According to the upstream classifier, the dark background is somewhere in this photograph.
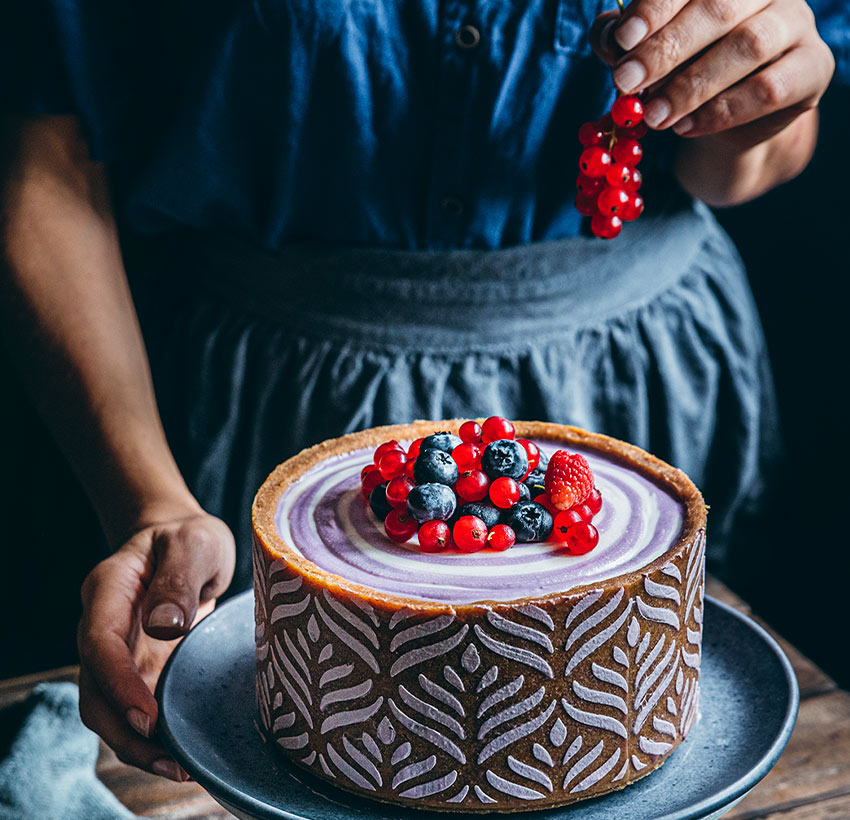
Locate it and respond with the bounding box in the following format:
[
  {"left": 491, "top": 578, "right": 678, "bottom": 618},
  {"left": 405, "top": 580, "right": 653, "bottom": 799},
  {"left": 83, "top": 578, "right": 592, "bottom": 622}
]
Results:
[{"left": 2, "top": 82, "right": 848, "bottom": 689}]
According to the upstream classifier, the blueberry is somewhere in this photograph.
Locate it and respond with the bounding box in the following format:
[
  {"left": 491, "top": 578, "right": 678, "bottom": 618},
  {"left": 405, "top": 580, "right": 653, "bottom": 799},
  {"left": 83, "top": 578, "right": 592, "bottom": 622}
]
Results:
[
  {"left": 414, "top": 449, "right": 459, "bottom": 486},
  {"left": 481, "top": 439, "right": 528, "bottom": 480},
  {"left": 421, "top": 432, "right": 463, "bottom": 454},
  {"left": 407, "top": 483, "right": 457, "bottom": 523},
  {"left": 504, "top": 501, "right": 554, "bottom": 543},
  {"left": 537, "top": 449, "right": 549, "bottom": 471},
  {"left": 369, "top": 482, "right": 392, "bottom": 521},
  {"left": 517, "top": 482, "right": 531, "bottom": 503},
  {"left": 523, "top": 467, "right": 547, "bottom": 494},
  {"left": 454, "top": 502, "right": 502, "bottom": 530}
]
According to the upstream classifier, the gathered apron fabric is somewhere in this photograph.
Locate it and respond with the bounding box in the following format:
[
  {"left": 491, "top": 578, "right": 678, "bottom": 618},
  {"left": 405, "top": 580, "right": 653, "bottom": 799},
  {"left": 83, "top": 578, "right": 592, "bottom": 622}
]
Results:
[{"left": 132, "top": 198, "right": 779, "bottom": 595}]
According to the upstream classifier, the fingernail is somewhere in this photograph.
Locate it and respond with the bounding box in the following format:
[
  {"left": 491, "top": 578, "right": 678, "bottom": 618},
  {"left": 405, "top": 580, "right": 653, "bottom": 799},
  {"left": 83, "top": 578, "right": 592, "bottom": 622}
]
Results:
[
  {"left": 673, "top": 116, "right": 694, "bottom": 135},
  {"left": 644, "top": 97, "right": 672, "bottom": 128},
  {"left": 153, "top": 758, "right": 189, "bottom": 782},
  {"left": 126, "top": 707, "right": 151, "bottom": 738},
  {"left": 616, "top": 17, "right": 648, "bottom": 51},
  {"left": 613, "top": 60, "right": 646, "bottom": 93},
  {"left": 147, "top": 603, "right": 185, "bottom": 631}
]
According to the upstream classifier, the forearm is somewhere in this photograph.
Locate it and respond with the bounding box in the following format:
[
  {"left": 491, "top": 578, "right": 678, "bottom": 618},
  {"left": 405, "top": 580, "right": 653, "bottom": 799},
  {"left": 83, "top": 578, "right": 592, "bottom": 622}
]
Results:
[
  {"left": 673, "top": 106, "right": 819, "bottom": 208},
  {"left": 1, "top": 117, "right": 200, "bottom": 546}
]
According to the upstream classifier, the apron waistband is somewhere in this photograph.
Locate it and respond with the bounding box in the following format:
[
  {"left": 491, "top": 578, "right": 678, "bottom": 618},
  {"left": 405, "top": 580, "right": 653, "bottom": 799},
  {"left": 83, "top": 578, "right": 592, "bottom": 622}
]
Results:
[{"left": 154, "top": 200, "right": 718, "bottom": 353}]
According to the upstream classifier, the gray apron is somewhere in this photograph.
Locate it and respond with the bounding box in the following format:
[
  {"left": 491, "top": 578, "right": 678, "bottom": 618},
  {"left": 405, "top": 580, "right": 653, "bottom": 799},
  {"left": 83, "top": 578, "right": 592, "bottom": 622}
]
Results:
[{"left": 133, "top": 198, "right": 779, "bottom": 594}]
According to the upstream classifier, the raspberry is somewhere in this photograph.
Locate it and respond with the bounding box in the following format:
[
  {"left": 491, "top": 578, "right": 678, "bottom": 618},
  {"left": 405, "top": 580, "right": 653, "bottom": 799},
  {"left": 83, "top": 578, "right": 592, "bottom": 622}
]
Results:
[
  {"left": 545, "top": 451, "right": 594, "bottom": 511},
  {"left": 533, "top": 492, "right": 559, "bottom": 515}
]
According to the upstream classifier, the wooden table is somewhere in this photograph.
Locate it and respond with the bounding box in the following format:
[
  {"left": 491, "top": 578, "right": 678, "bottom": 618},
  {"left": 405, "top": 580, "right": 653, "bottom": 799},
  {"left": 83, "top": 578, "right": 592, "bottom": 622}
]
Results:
[{"left": 2, "top": 576, "right": 848, "bottom": 819}]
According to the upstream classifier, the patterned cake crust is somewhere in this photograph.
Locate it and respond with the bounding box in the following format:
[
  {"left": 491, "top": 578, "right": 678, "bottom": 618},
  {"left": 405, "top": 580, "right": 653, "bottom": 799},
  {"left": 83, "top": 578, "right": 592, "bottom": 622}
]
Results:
[{"left": 252, "top": 421, "right": 707, "bottom": 812}]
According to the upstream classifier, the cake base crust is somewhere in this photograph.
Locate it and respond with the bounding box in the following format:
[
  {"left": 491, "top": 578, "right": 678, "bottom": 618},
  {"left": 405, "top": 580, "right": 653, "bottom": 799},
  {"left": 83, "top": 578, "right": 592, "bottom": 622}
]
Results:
[{"left": 252, "top": 421, "right": 707, "bottom": 812}]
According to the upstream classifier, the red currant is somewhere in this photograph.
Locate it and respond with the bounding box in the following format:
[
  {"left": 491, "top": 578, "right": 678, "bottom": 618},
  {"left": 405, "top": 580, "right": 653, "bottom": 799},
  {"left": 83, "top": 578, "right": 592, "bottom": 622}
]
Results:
[
  {"left": 591, "top": 213, "right": 622, "bottom": 239},
  {"left": 487, "top": 524, "right": 517, "bottom": 551},
  {"left": 361, "top": 463, "right": 378, "bottom": 483},
  {"left": 533, "top": 493, "right": 559, "bottom": 515},
  {"left": 407, "top": 437, "right": 425, "bottom": 459},
  {"left": 490, "top": 476, "right": 521, "bottom": 509},
  {"left": 577, "top": 174, "right": 605, "bottom": 196},
  {"left": 458, "top": 420, "right": 483, "bottom": 444},
  {"left": 598, "top": 113, "right": 614, "bottom": 132},
  {"left": 385, "top": 476, "right": 414, "bottom": 509},
  {"left": 597, "top": 186, "right": 630, "bottom": 216},
  {"left": 622, "top": 167, "right": 642, "bottom": 192},
  {"left": 481, "top": 416, "right": 515, "bottom": 443},
  {"left": 605, "top": 163, "right": 633, "bottom": 188},
  {"left": 622, "top": 121, "right": 649, "bottom": 139},
  {"left": 384, "top": 509, "right": 419, "bottom": 543},
  {"left": 563, "top": 521, "right": 599, "bottom": 554},
  {"left": 585, "top": 487, "right": 603, "bottom": 515},
  {"left": 552, "top": 510, "right": 584, "bottom": 544},
  {"left": 455, "top": 469, "right": 491, "bottom": 502},
  {"left": 361, "top": 466, "right": 383, "bottom": 498},
  {"left": 621, "top": 193, "right": 644, "bottom": 222},
  {"left": 572, "top": 503, "right": 594, "bottom": 523},
  {"left": 578, "top": 121, "right": 606, "bottom": 146},
  {"left": 404, "top": 458, "right": 417, "bottom": 479},
  {"left": 575, "top": 192, "right": 600, "bottom": 217},
  {"left": 579, "top": 147, "right": 613, "bottom": 178},
  {"left": 452, "top": 442, "right": 482, "bottom": 472},
  {"left": 378, "top": 449, "right": 407, "bottom": 480},
  {"left": 374, "top": 440, "right": 403, "bottom": 464},
  {"left": 612, "top": 138, "right": 643, "bottom": 166},
  {"left": 453, "top": 515, "right": 489, "bottom": 552},
  {"left": 517, "top": 439, "right": 540, "bottom": 471},
  {"left": 611, "top": 94, "right": 644, "bottom": 128},
  {"left": 418, "top": 520, "right": 451, "bottom": 552}
]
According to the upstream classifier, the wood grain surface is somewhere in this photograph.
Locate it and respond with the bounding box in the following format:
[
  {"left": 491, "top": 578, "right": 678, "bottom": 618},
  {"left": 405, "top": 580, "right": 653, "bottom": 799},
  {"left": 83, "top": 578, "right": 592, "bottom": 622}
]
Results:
[{"left": 0, "top": 576, "right": 844, "bottom": 820}]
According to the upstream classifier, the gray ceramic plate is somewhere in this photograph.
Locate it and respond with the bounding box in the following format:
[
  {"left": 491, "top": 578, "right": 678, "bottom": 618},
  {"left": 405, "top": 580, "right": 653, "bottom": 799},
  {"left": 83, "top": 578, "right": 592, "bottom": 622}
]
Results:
[{"left": 157, "top": 593, "right": 798, "bottom": 820}]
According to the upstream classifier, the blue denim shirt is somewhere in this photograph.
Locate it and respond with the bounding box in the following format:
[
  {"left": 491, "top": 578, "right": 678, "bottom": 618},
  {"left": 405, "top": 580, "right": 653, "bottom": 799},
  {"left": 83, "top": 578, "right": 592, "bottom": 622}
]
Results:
[{"left": 3, "top": 0, "right": 847, "bottom": 249}]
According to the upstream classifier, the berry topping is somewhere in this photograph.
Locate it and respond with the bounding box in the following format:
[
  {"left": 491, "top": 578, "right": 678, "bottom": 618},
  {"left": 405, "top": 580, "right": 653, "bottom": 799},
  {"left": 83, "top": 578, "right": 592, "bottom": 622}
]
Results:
[
  {"left": 421, "top": 432, "right": 463, "bottom": 454},
  {"left": 361, "top": 465, "right": 383, "bottom": 498},
  {"left": 378, "top": 449, "right": 407, "bottom": 480},
  {"left": 455, "top": 469, "right": 491, "bottom": 502},
  {"left": 481, "top": 416, "right": 516, "bottom": 443},
  {"left": 545, "top": 451, "right": 594, "bottom": 511},
  {"left": 453, "top": 515, "right": 489, "bottom": 552},
  {"left": 573, "top": 503, "right": 595, "bottom": 523},
  {"left": 532, "top": 492, "right": 559, "bottom": 515},
  {"left": 516, "top": 481, "right": 532, "bottom": 504},
  {"left": 504, "top": 501, "right": 554, "bottom": 543},
  {"left": 561, "top": 521, "right": 599, "bottom": 554},
  {"left": 480, "top": 439, "right": 528, "bottom": 480},
  {"left": 452, "top": 442, "right": 483, "bottom": 472},
  {"left": 369, "top": 482, "right": 392, "bottom": 521},
  {"left": 406, "top": 482, "right": 457, "bottom": 523},
  {"left": 489, "top": 476, "right": 521, "bottom": 509},
  {"left": 458, "top": 420, "right": 483, "bottom": 444},
  {"left": 487, "top": 524, "right": 517, "bottom": 551},
  {"left": 585, "top": 487, "right": 603, "bottom": 515},
  {"left": 524, "top": 467, "right": 547, "bottom": 494},
  {"left": 418, "top": 520, "right": 451, "bottom": 553},
  {"left": 611, "top": 94, "right": 644, "bottom": 128},
  {"left": 374, "top": 440, "right": 403, "bottom": 464},
  {"left": 552, "top": 510, "right": 585, "bottom": 544},
  {"left": 413, "top": 448, "right": 459, "bottom": 487},
  {"left": 455, "top": 502, "right": 502, "bottom": 530},
  {"left": 384, "top": 509, "right": 419, "bottom": 543},
  {"left": 385, "top": 476, "right": 415, "bottom": 510},
  {"left": 517, "top": 439, "right": 540, "bottom": 471},
  {"left": 407, "top": 437, "right": 425, "bottom": 459}
]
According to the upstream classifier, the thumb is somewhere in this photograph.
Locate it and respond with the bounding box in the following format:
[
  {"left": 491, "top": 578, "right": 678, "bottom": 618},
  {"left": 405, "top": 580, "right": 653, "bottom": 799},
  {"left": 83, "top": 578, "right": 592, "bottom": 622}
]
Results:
[
  {"left": 589, "top": 11, "right": 623, "bottom": 67},
  {"left": 143, "top": 516, "right": 235, "bottom": 640}
]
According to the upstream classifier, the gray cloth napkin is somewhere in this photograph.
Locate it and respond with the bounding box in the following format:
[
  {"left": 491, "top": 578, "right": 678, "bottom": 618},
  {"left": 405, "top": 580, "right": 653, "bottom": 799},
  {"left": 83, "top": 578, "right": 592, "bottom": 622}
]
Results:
[{"left": 0, "top": 682, "right": 138, "bottom": 820}]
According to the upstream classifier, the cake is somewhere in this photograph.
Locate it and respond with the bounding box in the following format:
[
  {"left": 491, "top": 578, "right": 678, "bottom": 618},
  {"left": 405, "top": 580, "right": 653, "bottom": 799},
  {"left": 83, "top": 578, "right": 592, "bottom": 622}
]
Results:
[{"left": 252, "top": 420, "right": 706, "bottom": 812}]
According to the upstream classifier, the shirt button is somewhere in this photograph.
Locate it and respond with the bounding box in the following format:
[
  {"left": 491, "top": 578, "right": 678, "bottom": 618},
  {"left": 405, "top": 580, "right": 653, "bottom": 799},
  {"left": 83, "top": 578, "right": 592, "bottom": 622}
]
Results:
[
  {"left": 454, "top": 24, "right": 481, "bottom": 49},
  {"left": 442, "top": 196, "right": 464, "bottom": 216}
]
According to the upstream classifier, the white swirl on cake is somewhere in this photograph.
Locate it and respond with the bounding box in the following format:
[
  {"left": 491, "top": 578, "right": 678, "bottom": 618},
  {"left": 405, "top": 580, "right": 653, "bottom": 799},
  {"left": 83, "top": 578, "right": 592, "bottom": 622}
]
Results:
[{"left": 274, "top": 442, "right": 685, "bottom": 604}]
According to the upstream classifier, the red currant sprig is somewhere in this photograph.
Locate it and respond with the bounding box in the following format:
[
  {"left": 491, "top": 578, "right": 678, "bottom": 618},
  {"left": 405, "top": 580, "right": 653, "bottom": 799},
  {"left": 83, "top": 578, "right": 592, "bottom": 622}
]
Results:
[{"left": 577, "top": 93, "right": 645, "bottom": 239}]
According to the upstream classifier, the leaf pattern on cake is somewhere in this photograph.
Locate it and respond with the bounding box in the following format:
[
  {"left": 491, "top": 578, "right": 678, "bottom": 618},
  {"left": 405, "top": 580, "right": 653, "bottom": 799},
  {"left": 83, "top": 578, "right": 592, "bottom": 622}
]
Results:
[{"left": 252, "top": 526, "right": 705, "bottom": 809}]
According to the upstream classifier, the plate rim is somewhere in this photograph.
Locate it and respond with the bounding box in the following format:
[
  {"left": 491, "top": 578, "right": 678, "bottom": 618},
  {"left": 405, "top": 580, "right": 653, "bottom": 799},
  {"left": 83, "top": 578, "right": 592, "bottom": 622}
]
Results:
[{"left": 156, "top": 593, "right": 799, "bottom": 820}]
